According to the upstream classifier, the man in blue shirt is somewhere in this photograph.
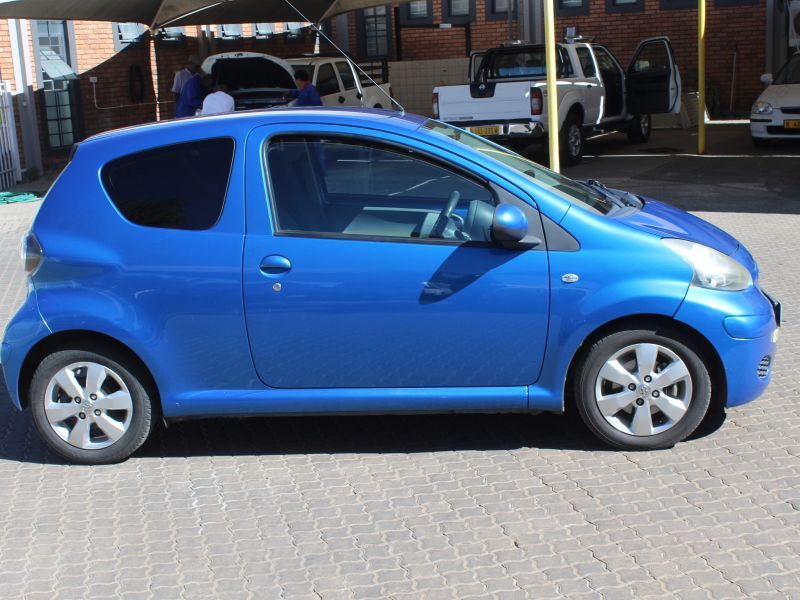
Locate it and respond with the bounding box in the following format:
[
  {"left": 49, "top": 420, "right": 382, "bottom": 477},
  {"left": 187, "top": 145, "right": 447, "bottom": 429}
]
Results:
[
  {"left": 176, "top": 73, "right": 212, "bottom": 118},
  {"left": 287, "top": 70, "right": 322, "bottom": 107}
]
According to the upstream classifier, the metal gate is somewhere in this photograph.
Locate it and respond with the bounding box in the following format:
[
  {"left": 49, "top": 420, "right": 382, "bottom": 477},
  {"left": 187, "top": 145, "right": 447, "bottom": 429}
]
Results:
[{"left": 0, "top": 81, "right": 22, "bottom": 190}]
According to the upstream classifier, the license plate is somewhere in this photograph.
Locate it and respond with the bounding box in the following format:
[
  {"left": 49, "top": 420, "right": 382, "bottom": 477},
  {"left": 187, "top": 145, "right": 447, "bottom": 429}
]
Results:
[
  {"left": 469, "top": 125, "right": 500, "bottom": 136},
  {"left": 784, "top": 120, "right": 800, "bottom": 129}
]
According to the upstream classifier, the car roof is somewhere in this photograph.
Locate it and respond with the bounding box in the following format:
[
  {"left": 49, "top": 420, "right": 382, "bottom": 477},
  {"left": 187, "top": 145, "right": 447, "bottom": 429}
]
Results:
[{"left": 81, "top": 107, "right": 427, "bottom": 147}]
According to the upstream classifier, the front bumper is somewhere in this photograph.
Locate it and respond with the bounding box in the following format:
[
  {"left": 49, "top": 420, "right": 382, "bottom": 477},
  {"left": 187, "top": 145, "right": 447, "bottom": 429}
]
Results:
[
  {"left": 750, "top": 111, "right": 800, "bottom": 139},
  {"left": 675, "top": 284, "right": 779, "bottom": 408}
]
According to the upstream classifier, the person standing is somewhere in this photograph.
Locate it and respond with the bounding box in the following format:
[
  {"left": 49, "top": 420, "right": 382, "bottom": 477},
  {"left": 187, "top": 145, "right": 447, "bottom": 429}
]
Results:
[
  {"left": 172, "top": 55, "right": 202, "bottom": 103},
  {"left": 286, "top": 70, "right": 322, "bottom": 107},
  {"left": 201, "top": 82, "right": 236, "bottom": 115},
  {"left": 176, "top": 73, "right": 212, "bottom": 118}
]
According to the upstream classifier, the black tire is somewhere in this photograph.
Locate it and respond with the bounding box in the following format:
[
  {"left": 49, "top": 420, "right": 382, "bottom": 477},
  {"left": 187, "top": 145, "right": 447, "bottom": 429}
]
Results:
[
  {"left": 559, "top": 114, "right": 584, "bottom": 166},
  {"left": 574, "top": 328, "right": 711, "bottom": 450},
  {"left": 626, "top": 114, "right": 651, "bottom": 143},
  {"left": 752, "top": 136, "right": 770, "bottom": 147},
  {"left": 30, "top": 346, "right": 155, "bottom": 464}
]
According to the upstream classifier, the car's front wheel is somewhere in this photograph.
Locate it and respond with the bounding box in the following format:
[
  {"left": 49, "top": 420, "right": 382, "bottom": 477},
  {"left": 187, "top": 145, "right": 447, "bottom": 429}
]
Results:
[
  {"left": 30, "top": 346, "right": 155, "bottom": 464},
  {"left": 575, "top": 328, "right": 711, "bottom": 450}
]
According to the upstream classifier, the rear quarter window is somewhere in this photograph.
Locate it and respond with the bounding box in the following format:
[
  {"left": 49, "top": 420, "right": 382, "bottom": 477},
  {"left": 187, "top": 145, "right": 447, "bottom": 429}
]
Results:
[{"left": 100, "top": 138, "right": 235, "bottom": 230}]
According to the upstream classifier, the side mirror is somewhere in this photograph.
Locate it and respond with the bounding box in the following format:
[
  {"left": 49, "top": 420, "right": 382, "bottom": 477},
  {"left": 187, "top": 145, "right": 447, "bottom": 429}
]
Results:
[
  {"left": 492, "top": 204, "right": 537, "bottom": 247},
  {"left": 760, "top": 73, "right": 773, "bottom": 86}
]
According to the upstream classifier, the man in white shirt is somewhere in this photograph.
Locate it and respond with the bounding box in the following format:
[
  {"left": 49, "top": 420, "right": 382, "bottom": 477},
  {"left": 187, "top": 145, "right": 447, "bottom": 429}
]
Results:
[
  {"left": 201, "top": 83, "right": 235, "bottom": 115},
  {"left": 172, "top": 55, "right": 201, "bottom": 103}
]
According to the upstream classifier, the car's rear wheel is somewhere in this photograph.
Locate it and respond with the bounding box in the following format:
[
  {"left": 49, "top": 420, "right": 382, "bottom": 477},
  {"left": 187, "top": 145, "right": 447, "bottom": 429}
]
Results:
[
  {"left": 575, "top": 328, "right": 711, "bottom": 450},
  {"left": 626, "top": 114, "right": 651, "bottom": 143},
  {"left": 560, "top": 114, "right": 584, "bottom": 166},
  {"left": 30, "top": 347, "right": 155, "bottom": 464}
]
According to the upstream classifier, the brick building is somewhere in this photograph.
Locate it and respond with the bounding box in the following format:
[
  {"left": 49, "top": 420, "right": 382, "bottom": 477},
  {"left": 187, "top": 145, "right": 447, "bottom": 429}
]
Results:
[
  {"left": 332, "top": 0, "right": 789, "bottom": 115},
  {"left": 0, "top": 1, "right": 791, "bottom": 180},
  {"left": 0, "top": 20, "right": 315, "bottom": 175}
]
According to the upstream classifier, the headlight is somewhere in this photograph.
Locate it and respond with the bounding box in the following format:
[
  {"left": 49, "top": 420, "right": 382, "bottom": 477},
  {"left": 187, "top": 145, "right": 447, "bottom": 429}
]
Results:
[
  {"left": 663, "top": 239, "right": 752, "bottom": 291},
  {"left": 751, "top": 101, "right": 773, "bottom": 115}
]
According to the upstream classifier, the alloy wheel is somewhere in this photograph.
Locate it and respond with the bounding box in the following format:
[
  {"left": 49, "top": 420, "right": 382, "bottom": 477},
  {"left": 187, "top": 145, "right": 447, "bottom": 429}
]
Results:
[
  {"left": 594, "top": 343, "right": 693, "bottom": 437},
  {"left": 44, "top": 361, "right": 134, "bottom": 450}
]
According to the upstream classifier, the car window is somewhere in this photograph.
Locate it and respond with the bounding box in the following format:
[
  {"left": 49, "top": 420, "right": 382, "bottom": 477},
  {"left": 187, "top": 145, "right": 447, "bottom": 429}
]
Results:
[
  {"left": 775, "top": 54, "right": 800, "bottom": 85},
  {"left": 487, "top": 47, "right": 571, "bottom": 80},
  {"left": 630, "top": 42, "right": 670, "bottom": 75},
  {"left": 101, "top": 138, "right": 234, "bottom": 230},
  {"left": 316, "top": 63, "right": 340, "bottom": 96},
  {"left": 265, "top": 137, "right": 496, "bottom": 242},
  {"left": 335, "top": 61, "right": 357, "bottom": 90},
  {"left": 592, "top": 47, "right": 619, "bottom": 74},
  {"left": 576, "top": 47, "right": 596, "bottom": 78},
  {"left": 422, "top": 121, "right": 614, "bottom": 215}
]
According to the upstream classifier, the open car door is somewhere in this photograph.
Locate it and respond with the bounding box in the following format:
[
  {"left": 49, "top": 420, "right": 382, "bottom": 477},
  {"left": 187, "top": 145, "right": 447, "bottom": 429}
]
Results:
[{"left": 626, "top": 37, "right": 681, "bottom": 115}]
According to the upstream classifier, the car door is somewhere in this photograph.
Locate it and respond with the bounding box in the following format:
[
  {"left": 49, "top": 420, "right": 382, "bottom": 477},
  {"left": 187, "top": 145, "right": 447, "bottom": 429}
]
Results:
[
  {"left": 314, "top": 61, "right": 343, "bottom": 106},
  {"left": 333, "top": 60, "right": 363, "bottom": 106},
  {"left": 591, "top": 46, "right": 626, "bottom": 121},
  {"left": 242, "top": 124, "right": 550, "bottom": 397},
  {"left": 626, "top": 37, "right": 682, "bottom": 115},
  {"left": 574, "top": 46, "right": 603, "bottom": 125}
]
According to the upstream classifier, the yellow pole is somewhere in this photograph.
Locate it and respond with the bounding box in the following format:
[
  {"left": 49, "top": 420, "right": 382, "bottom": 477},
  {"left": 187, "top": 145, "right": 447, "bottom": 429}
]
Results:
[
  {"left": 698, "top": 0, "right": 706, "bottom": 154},
  {"left": 543, "top": 0, "right": 560, "bottom": 172}
]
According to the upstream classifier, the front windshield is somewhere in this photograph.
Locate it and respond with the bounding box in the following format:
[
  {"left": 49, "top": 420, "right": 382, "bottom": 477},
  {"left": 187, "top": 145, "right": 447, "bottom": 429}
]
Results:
[
  {"left": 421, "top": 120, "right": 614, "bottom": 214},
  {"left": 775, "top": 54, "right": 800, "bottom": 85}
]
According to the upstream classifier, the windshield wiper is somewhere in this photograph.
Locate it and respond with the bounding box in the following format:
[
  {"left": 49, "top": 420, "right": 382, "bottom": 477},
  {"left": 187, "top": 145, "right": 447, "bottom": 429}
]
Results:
[{"left": 580, "top": 179, "right": 641, "bottom": 209}]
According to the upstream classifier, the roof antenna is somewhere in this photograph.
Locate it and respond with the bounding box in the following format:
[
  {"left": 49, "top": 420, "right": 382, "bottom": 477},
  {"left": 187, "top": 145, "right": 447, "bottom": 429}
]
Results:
[{"left": 280, "top": 0, "right": 405, "bottom": 115}]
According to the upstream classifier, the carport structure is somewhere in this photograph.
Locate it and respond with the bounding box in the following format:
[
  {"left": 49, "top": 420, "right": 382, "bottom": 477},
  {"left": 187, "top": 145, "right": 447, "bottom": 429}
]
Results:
[{"left": 0, "top": 0, "right": 763, "bottom": 170}]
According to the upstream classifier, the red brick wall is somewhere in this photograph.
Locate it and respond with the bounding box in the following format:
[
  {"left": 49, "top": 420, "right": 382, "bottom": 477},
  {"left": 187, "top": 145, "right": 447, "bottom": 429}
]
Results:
[
  {"left": 556, "top": 0, "right": 765, "bottom": 114},
  {"left": 335, "top": 0, "right": 765, "bottom": 114}
]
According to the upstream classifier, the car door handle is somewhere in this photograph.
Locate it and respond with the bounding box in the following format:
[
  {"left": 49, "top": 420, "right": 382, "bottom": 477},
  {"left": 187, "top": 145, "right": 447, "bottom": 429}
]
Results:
[
  {"left": 338, "top": 96, "right": 345, "bottom": 104},
  {"left": 260, "top": 255, "right": 292, "bottom": 276}
]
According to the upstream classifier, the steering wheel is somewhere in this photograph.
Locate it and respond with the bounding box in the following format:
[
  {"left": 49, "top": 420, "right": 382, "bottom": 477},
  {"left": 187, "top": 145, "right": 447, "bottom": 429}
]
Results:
[{"left": 430, "top": 190, "right": 461, "bottom": 239}]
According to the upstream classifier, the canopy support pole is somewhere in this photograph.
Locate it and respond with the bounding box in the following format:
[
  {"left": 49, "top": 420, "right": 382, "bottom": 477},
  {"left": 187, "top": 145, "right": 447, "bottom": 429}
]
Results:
[
  {"left": 543, "top": 0, "right": 559, "bottom": 172},
  {"left": 698, "top": 0, "right": 706, "bottom": 154}
]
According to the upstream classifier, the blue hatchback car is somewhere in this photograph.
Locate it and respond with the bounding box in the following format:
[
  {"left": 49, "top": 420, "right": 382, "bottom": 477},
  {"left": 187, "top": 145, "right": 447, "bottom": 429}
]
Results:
[{"left": 1, "top": 108, "right": 780, "bottom": 464}]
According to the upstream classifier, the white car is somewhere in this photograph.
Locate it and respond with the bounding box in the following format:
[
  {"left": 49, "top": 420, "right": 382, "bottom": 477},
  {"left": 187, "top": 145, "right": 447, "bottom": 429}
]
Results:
[{"left": 751, "top": 52, "right": 800, "bottom": 146}]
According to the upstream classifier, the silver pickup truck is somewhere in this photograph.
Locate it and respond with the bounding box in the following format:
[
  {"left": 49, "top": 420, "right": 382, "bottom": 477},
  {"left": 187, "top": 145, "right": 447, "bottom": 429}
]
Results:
[{"left": 434, "top": 37, "right": 682, "bottom": 164}]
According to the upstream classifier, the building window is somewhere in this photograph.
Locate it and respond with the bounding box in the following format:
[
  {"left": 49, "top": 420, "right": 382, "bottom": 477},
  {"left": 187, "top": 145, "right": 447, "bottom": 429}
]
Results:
[
  {"left": 360, "top": 6, "right": 389, "bottom": 57},
  {"left": 486, "top": 0, "right": 517, "bottom": 21},
  {"left": 254, "top": 23, "right": 275, "bottom": 38},
  {"left": 442, "top": 0, "right": 475, "bottom": 22},
  {"left": 284, "top": 22, "right": 307, "bottom": 39},
  {"left": 605, "top": 0, "right": 644, "bottom": 12},
  {"left": 158, "top": 26, "right": 185, "bottom": 40},
  {"left": 409, "top": 0, "right": 428, "bottom": 18},
  {"left": 399, "top": 0, "right": 433, "bottom": 26},
  {"left": 219, "top": 24, "right": 243, "bottom": 39},
  {"left": 659, "top": 0, "right": 695, "bottom": 8},
  {"left": 557, "top": 0, "right": 589, "bottom": 16},
  {"left": 114, "top": 22, "right": 146, "bottom": 50},
  {"left": 449, "top": 0, "right": 470, "bottom": 15},
  {"left": 34, "top": 20, "right": 78, "bottom": 151}
]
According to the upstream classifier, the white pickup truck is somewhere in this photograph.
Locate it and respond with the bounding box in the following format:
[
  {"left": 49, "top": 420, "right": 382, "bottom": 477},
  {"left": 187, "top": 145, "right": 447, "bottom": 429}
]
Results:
[
  {"left": 287, "top": 57, "right": 393, "bottom": 109},
  {"left": 433, "top": 37, "right": 682, "bottom": 164},
  {"left": 201, "top": 52, "right": 393, "bottom": 111}
]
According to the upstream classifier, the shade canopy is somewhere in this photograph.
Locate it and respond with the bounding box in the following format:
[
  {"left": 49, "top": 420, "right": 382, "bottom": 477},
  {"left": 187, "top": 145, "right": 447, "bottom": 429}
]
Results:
[{"left": 0, "top": 0, "right": 392, "bottom": 29}]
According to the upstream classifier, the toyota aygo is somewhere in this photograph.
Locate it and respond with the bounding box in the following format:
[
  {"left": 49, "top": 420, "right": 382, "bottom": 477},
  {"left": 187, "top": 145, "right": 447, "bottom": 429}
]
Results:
[{"left": 1, "top": 108, "right": 780, "bottom": 464}]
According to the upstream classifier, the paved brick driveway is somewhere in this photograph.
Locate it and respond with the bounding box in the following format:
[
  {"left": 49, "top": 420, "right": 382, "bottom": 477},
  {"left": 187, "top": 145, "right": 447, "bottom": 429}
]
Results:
[{"left": 1, "top": 153, "right": 799, "bottom": 599}]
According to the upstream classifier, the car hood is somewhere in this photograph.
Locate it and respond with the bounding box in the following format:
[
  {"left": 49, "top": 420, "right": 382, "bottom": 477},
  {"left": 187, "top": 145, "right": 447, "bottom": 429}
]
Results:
[
  {"left": 616, "top": 198, "right": 739, "bottom": 256},
  {"left": 201, "top": 52, "right": 296, "bottom": 92},
  {"left": 756, "top": 83, "right": 800, "bottom": 107}
]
